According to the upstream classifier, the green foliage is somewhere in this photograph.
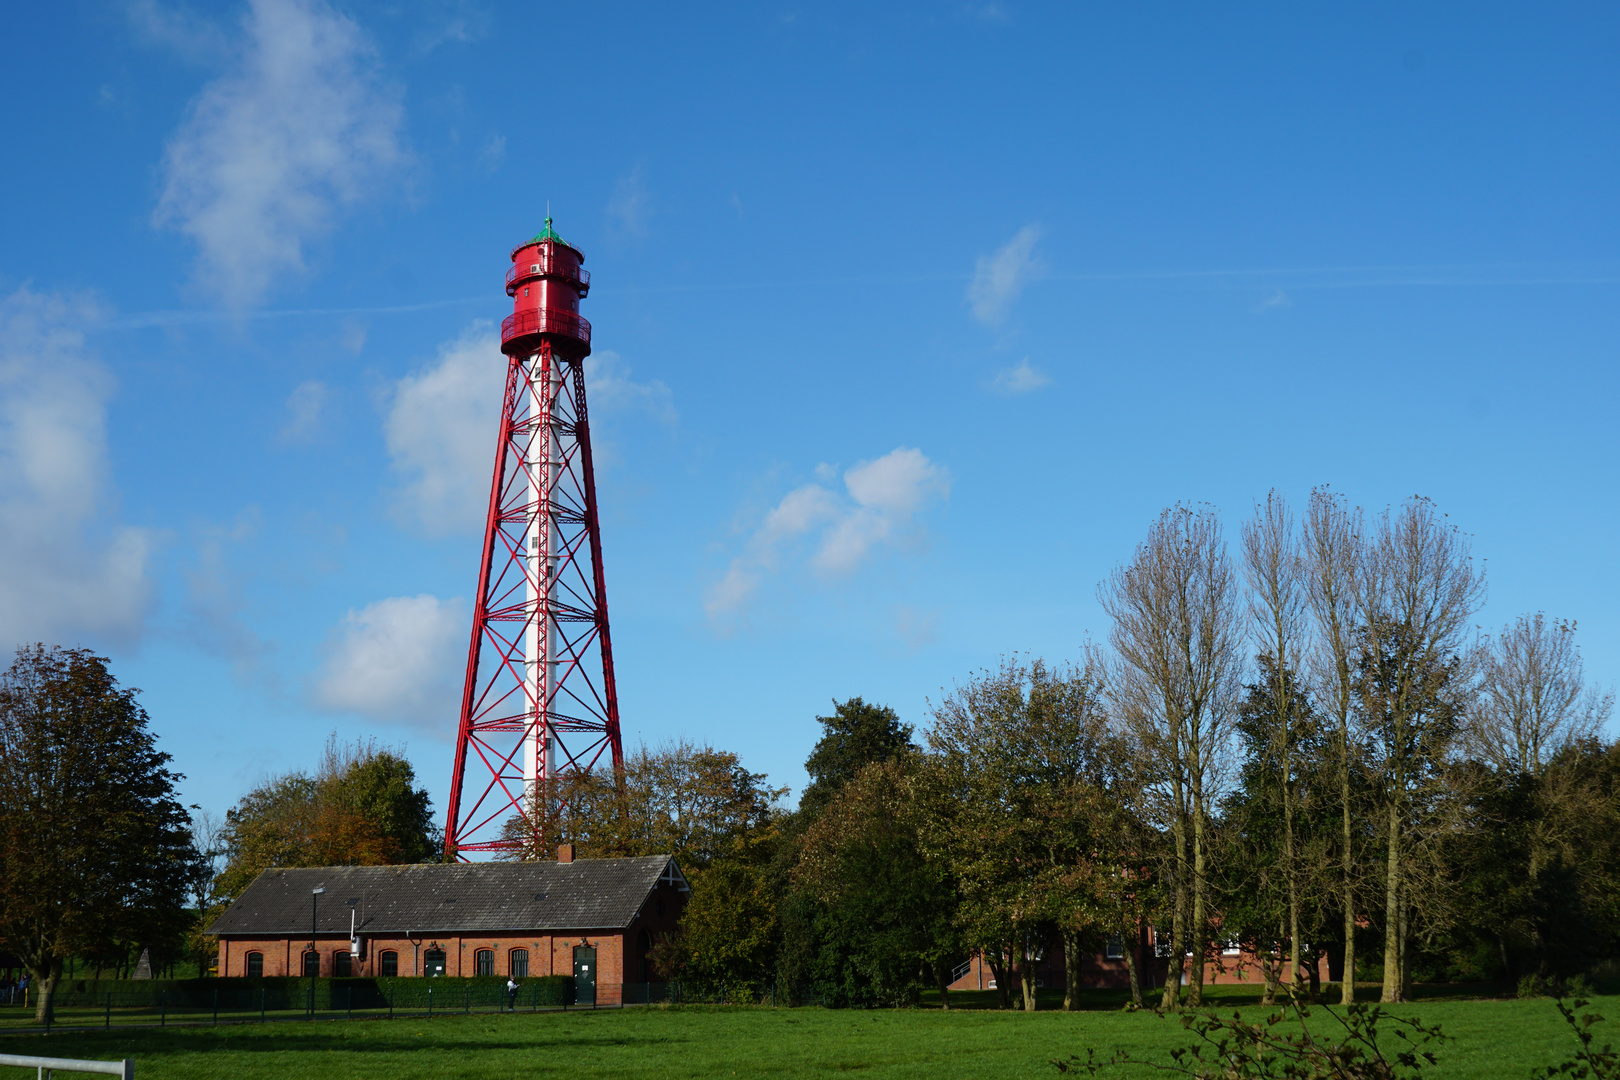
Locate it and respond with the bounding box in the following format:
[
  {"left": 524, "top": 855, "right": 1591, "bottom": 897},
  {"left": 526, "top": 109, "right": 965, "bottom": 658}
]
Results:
[
  {"left": 217, "top": 735, "right": 437, "bottom": 902},
  {"left": 0, "top": 645, "right": 200, "bottom": 1024},
  {"left": 1055, "top": 999, "right": 1448, "bottom": 1080},
  {"left": 1536, "top": 998, "right": 1619, "bottom": 1080},
  {"left": 798, "top": 698, "right": 916, "bottom": 819}
]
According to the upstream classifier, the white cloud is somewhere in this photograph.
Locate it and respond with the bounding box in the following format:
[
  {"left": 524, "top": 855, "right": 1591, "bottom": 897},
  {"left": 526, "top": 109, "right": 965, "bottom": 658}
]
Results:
[
  {"left": 1255, "top": 289, "right": 1291, "bottom": 313},
  {"left": 153, "top": 0, "right": 408, "bottom": 307},
  {"left": 0, "top": 288, "right": 155, "bottom": 649},
  {"left": 606, "top": 164, "right": 652, "bottom": 239},
  {"left": 313, "top": 594, "right": 464, "bottom": 731},
  {"left": 279, "top": 379, "right": 328, "bottom": 442},
  {"left": 585, "top": 350, "right": 676, "bottom": 424},
  {"left": 384, "top": 323, "right": 505, "bottom": 535},
  {"left": 385, "top": 332, "right": 675, "bottom": 534},
  {"left": 706, "top": 447, "right": 950, "bottom": 620},
  {"left": 477, "top": 133, "right": 506, "bottom": 174},
  {"left": 991, "top": 358, "right": 1050, "bottom": 395},
  {"left": 967, "top": 224, "right": 1043, "bottom": 326}
]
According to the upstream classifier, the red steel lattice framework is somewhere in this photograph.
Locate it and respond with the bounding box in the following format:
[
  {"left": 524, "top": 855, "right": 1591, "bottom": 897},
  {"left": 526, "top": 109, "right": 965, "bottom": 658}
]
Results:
[{"left": 444, "top": 218, "right": 623, "bottom": 858}]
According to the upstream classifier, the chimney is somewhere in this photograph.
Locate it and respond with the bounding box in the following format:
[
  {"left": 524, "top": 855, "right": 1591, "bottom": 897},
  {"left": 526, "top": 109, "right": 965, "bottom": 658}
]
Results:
[{"left": 557, "top": 843, "right": 574, "bottom": 864}]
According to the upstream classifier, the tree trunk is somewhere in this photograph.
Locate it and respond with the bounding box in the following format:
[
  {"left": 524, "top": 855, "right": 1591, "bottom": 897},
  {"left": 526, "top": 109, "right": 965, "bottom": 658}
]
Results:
[
  {"left": 1341, "top": 714, "right": 1357, "bottom": 1005},
  {"left": 1061, "top": 926, "right": 1082, "bottom": 1012},
  {"left": 1260, "top": 941, "right": 1280, "bottom": 1005},
  {"left": 1189, "top": 798, "right": 1207, "bottom": 1007},
  {"left": 30, "top": 956, "right": 61, "bottom": 1025},
  {"left": 1160, "top": 881, "right": 1185, "bottom": 1010},
  {"left": 988, "top": 950, "right": 1012, "bottom": 1010},
  {"left": 934, "top": 960, "right": 950, "bottom": 1010},
  {"left": 1381, "top": 798, "right": 1403, "bottom": 1003},
  {"left": 1126, "top": 922, "right": 1144, "bottom": 1007}
]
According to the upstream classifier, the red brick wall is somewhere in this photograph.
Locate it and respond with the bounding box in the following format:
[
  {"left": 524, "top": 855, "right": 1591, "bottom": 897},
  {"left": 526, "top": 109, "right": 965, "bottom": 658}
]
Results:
[{"left": 217, "top": 879, "right": 690, "bottom": 995}]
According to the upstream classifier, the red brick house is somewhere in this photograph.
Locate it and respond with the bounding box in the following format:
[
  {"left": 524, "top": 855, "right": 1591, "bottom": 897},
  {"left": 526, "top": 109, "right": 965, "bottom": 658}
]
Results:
[
  {"left": 208, "top": 848, "right": 687, "bottom": 1005},
  {"left": 948, "top": 928, "right": 1328, "bottom": 993}
]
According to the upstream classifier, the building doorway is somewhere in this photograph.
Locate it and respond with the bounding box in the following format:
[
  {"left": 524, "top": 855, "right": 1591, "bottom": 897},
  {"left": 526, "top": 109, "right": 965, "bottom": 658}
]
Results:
[
  {"left": 573, "top": 946, "right": 596, "bottom": 1005},
  {"left": 424, "top": 948, "right": 447, "bottom": 977}
]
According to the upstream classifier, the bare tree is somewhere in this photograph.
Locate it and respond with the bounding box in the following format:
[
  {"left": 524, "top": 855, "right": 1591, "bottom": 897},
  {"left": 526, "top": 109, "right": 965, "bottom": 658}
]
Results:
[
  {"left": 1302, "top": 488, "right": 1365, "bottom": 1004},
  {"left": 1101, "top": 504, "right": 1242, "bottom": 1008},
  {"left": 1241, "top": 491, "right": 1309, "bottom": 990},
  {"left": 1466, "top": 613, "right": 1614, "bottom": 775},
  {"left": 1357, "top": 497, "right": 1485, "bottom": 1003}
]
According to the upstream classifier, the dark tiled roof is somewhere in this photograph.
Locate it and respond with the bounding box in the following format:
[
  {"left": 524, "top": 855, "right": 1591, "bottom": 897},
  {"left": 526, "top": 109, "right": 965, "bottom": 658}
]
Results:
[{"left": 208, "top": 857, "right": 681, "bottom": 936}]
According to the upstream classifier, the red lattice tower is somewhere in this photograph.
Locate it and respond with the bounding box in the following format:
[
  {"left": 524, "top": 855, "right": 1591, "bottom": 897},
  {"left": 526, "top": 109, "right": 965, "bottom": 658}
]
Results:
[{"left": 444, "top": 218, "right": 623, "bottom": 858}]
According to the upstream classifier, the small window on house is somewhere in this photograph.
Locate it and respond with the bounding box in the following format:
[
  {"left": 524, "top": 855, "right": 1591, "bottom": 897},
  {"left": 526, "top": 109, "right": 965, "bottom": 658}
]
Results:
[
  {"left": 523, "top": 287, "right": 530, "bottom": 296},
  {"left": 380, "top": 950, "right": 398, "bottom": 977},
  {"left": 1105, "top": 935, "right": 1124, "bottom": 960},
  {"left": 246, "top": 952, "right": 264, "bottom": 978},
  {"left": 334, "top": 950, "right": 352, "bottom": 977},
  {"left": 303, "top": 951, "right": 320, "bottom": 977},
  {"left": 510, "top": 949, "right": 529, "bottom": 978},
  {"left": 1222, "top": 939, "right": 1242, "bottom": 956},
  {"left": 476, "top": 949, "right": 494, "bottom": 976},
  {"left": 1153, "top": 931, "right": 1172, "bottom": 958}
]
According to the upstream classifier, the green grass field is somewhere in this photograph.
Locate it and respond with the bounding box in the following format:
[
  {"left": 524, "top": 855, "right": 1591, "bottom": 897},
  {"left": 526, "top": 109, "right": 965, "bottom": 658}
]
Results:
[{"left": 0, "top": 990, "right": 1608, "bottom": 1079}]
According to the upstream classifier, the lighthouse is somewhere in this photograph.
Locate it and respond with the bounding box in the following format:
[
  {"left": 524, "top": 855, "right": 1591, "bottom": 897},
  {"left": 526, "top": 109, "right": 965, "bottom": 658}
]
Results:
[{"left": 444, "top": 218, "right": 623, "bottom": 858}]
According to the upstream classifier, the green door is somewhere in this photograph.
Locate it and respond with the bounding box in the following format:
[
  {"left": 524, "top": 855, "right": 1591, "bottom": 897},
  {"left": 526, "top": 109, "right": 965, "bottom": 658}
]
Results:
[
  {"left": 424, "top": 949, "right": 446, "bottom": 977},
  {"left": 573, "top": 946, "right": 597, "bottom": 1005}
]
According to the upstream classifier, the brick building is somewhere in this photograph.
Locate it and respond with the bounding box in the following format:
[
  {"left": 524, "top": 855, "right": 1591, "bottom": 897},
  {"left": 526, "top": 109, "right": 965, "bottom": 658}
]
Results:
[{"left": 208, "top": 848, "right": 687, "bottom": 1005}]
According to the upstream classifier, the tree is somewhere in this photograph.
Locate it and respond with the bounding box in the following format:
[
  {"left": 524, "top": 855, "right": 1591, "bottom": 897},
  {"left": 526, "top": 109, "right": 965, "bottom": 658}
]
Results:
[
  {"left": 1466, "top": 613, "right": 1613, "bottom": 776},
  {"left": 798, "top": 698, "right": 916, "bottom": 820},
  {"left": 1241, "top": 491, "right": 1310, "bottom": 990},
  {"left": 1101, "top": 504, "right": 1243, "bottom": 1008},
  {"left": 1218, "top": 660, "right": 1340, "bottom": 1003},
  {"left": 790, "top": 756, "right": 959, "bottom": 1007},
  {"left": 1356, "top": 497, "right": 1485, "bottom": 1002},
  {"left": 0, "top": 646, "right": 198, "bottom": 1024},
  {"left": 1302, "top": 486, "right": 1367, "bottom": 1004},
  {"left": 217, "top": 736, "right": 436, "bottom": 899},
  {"left": 927, "top": 653, "right": 1125, "bottom": 1011}
]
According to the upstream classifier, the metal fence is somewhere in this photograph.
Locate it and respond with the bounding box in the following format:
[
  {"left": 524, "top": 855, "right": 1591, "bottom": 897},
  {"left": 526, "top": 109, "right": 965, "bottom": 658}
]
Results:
[{"left": 0, "top": 982, "right": 687, "bottom": 1034}]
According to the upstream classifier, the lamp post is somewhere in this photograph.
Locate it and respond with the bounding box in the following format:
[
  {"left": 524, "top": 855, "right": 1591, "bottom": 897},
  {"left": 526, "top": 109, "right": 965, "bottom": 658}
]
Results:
[{"left": 310, "top": 886, "right": 326, "bottom": 1017}]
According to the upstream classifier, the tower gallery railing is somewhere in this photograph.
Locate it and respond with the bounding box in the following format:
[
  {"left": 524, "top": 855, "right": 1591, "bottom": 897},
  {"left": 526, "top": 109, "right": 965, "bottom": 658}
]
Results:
[{"left": 500, "top": 308, "right": 591, "bottom": 347}]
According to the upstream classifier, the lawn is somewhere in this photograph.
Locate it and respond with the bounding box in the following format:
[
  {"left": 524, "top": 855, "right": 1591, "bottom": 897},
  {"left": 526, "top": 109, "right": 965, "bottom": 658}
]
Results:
[{"left": 0, "top": 991, "right": 1607, "bottom": 1079}]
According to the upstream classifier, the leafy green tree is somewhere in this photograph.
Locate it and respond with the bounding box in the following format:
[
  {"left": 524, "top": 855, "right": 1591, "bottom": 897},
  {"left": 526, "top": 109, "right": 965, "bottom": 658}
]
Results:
[
  {"left": 217, "top": 735, "right": 436, "bottom": 900},
  {"left": 0, "top": 646, "right": 198, "bottom": 1024},
  {"left": 790, "top": 756, "right": 960, "bottom": 1007},
  {"left": 798, "top": 698, "right": 916, "bottom": 819}
]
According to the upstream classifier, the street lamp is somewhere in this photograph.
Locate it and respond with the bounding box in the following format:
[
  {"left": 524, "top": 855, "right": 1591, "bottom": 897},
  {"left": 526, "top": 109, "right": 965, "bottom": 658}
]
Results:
[{"left": 310, "top": 886, "right": 326, "bottom": 1018}]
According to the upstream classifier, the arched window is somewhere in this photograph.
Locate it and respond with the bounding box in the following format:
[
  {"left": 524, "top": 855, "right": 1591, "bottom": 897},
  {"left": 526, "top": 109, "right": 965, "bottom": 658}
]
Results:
[
  {"left": 475, "top": 949, "right": 494, "bottom": 976},
  {"left": 302, "top": 951, "right": 319, "bottom": 977},
  {"left": 245, "top": 952, "right": 264, "bottom": 978},
  {"left": 424, "top": 948, "right": 446, "bottom": 977},
  {"left": 379, "top": 951, "right": 398, "bottom": 978},
  {"left": 509, "top": 949, "right": 529, "bottom": 978},
  {"left": 334, "top": 951, "right": 352, "bottom": 977}
]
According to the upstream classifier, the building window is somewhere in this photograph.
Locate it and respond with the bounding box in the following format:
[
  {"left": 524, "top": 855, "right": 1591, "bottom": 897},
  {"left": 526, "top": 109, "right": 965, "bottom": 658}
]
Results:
[
  {"left": 335, "top": 950, "right": 352, "bottom": 977},
  {"left": 246, "top": 952, "right": 264, "bottom": 978},
  {"left": 424, "top": 948, "right": 446, "bottom": 977},
  {"left": 380, "top": 951, "right": 398, "bottom": 977},
  {"left": 303, "top": 951, "right": 319, "bottom": 977},
  {"left": 1222, "top": 939, "right": 1242, "bottom": 957},
  {"left": 509, "top": 949, "right": 529, "bottom": 978},
  {"left": 475, "top": 949, "right": 494, "bottom": 976},
  {"left": 1153, "top": 930, "right": 1172, "bottom": 958},
  {"left": 1105, "top": 935, "right": 1124, "bottom": 960}
]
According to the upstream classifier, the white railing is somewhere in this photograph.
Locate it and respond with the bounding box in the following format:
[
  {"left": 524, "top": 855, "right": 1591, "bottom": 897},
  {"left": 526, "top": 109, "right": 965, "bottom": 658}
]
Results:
[{"left": 0, "top": 1053, "right": 132, "bottom": 1078}]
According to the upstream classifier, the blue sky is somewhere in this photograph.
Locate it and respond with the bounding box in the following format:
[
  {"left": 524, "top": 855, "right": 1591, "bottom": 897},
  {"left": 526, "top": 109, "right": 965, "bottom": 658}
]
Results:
[{"left": 3, "top": 2, "right": 1617, "bottom": 827}]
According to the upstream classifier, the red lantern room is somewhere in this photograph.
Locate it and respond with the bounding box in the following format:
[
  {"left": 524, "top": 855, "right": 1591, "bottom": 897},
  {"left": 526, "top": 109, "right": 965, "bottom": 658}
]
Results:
[{"left": 502, "top": 216, "right": 591, "bottom": 358}]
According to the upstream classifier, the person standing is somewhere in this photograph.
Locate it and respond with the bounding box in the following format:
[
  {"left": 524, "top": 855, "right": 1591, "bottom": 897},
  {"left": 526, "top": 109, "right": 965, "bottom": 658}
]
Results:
[{"left": 506, "top": 976, "right": 519, "bottom": 1011}]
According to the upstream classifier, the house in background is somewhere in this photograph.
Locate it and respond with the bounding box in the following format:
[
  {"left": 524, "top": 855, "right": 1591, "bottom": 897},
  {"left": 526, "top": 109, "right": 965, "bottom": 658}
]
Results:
[{"left": 208, "top": 846, "right": 687, "bottom": 1005}]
